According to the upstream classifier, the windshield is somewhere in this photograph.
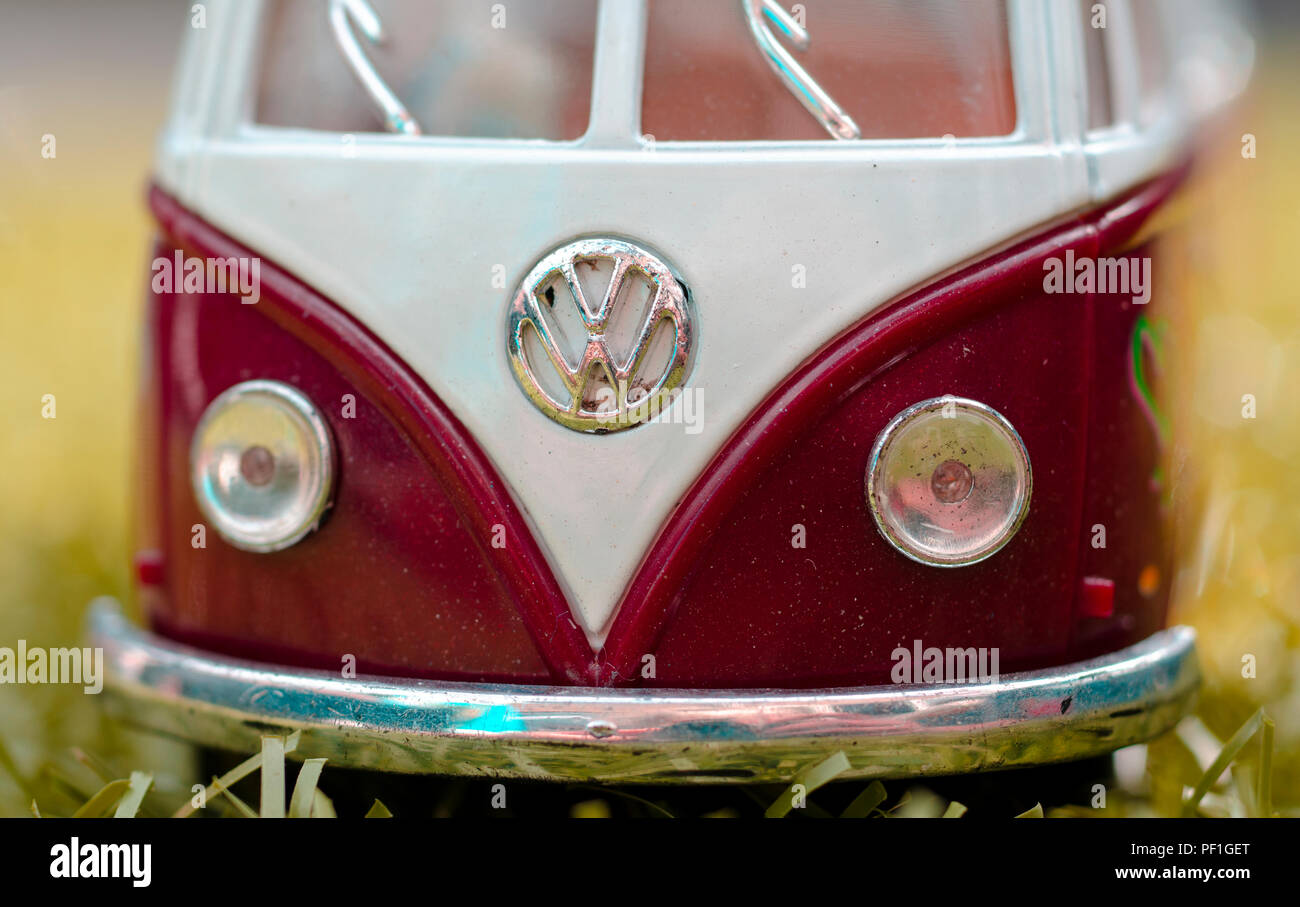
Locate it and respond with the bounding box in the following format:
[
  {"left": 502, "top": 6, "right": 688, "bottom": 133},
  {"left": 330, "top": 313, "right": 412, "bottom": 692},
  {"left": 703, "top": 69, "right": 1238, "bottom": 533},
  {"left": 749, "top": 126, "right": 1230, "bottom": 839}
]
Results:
[
  {"left": 255, "top": 0, "right": 1015, "bottom": 142},
  {"left": 257, "top": 0, "right": 598, "bottom": 139}
]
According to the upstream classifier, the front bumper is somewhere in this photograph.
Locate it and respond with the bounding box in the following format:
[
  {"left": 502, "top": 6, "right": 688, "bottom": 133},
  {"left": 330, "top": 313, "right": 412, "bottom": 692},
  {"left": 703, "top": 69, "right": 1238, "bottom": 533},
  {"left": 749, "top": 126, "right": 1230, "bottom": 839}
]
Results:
[{"left": 90, "top": 599, "right": 1199, "bottom": 784}]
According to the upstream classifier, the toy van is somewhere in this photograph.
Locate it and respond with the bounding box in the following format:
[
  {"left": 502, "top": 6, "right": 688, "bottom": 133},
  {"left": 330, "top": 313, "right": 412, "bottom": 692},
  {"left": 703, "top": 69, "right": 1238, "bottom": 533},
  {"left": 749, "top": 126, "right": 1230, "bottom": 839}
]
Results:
[{"left": 91, "top": 0, "right": 1253, "bottom": 783}]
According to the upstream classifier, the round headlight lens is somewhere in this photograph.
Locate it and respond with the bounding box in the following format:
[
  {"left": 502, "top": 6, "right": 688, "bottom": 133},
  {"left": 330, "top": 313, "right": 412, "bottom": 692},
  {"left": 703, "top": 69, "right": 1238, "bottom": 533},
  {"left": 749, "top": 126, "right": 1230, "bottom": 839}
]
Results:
[
  {"left": 866, "top": 396, "right": 1031, "bottom": 567},
  {"left": 190, "top": 380, "right": 335, "bottom": 552}
]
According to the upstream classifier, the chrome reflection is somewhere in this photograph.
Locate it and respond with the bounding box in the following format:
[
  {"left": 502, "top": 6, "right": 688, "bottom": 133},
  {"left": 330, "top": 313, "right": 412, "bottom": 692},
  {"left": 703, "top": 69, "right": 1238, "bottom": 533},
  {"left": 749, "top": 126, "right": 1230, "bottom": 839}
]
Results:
[
  {"left": 867, "top": 396, "right": 1032, "bottom": 567},
  {"left": 741, "top": 0, "right": 861, "bottom": 140},
  {"left": 505, "top": 237, "right": 695, "bottom": 433},
  {"left": 329, "top": 0, "right": 422, "bottom": 135},
  {"left": 90, "top": 600, "right": 1198, "bottom": 784},
  {"left": 190, "top": 380, "right": 335, "bottom": 553}
]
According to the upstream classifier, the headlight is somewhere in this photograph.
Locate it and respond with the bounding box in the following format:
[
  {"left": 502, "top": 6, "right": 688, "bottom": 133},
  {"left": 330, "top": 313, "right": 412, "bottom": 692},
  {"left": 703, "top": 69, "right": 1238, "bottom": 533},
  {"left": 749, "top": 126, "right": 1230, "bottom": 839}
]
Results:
[
  {"left": 190, "top": 380, "right": 335, "bottom": 552},
  {"left": 866, "top": 396, "right": 1031, "bottom": 567}
]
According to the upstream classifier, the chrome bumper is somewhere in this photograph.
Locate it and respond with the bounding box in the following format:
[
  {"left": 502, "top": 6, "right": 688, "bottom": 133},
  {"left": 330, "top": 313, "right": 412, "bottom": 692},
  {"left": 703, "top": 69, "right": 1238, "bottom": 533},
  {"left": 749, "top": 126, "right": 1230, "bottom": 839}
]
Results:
[{"left": 89, "top": 599, "right": 1199, "bottom": 784}]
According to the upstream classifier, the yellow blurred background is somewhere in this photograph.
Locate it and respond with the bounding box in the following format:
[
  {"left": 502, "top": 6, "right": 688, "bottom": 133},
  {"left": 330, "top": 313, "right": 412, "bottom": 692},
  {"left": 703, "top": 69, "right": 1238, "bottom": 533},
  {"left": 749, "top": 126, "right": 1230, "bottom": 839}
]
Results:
[
  {"left": 0, "top": 1, "right": 1297, "bottom": 816},
  {"left": 0, "top": 0, "right": 191, "bottom": 815}
]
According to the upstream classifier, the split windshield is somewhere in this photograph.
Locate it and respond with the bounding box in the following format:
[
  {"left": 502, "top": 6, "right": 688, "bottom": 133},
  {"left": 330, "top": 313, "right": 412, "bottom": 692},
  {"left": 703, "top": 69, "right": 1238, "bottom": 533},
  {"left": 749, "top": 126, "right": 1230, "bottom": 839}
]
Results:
[{"left": 256, "top": 0, "right": 1016, "bottom": 141}]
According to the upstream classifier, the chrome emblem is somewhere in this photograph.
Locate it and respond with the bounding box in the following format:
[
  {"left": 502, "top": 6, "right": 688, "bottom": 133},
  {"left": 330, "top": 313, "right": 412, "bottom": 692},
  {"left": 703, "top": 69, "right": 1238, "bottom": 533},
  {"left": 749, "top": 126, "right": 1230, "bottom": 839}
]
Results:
[{"left": 506, "top": 238, "right": 695, "bottom": 433}]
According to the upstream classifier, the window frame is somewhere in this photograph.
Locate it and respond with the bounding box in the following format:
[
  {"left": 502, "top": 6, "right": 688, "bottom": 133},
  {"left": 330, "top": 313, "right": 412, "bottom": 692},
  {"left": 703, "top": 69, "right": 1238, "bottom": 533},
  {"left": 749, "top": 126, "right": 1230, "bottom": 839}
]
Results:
[
  {"left": 1078, "top": 0, "right": 1184, "bottom": 203},
  {"left": 195, "top": 0, "right": 1052, "bottom": 155}
]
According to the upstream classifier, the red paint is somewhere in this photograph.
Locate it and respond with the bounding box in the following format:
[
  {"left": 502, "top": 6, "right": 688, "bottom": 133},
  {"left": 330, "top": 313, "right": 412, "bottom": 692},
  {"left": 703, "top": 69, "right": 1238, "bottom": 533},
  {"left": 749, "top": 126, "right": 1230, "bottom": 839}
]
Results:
[
  {"left": 134, "top": 550, "right": 165, "bottom": 587},
  {"left": 598, "top": 221, "right": 1097, "bottom": 686},
  {"left": 139, "top": 166, "right": 1183, "bottom": 688},
  {"left": 145, "top": 189, "right": 593, "bottom": 684},
  {"left": 1080, "top": 577, "right": 1117, "bottom": 619},
  {"left": 598, "top": 170, "right": 1186, "bottom": 687},
  {"left": 1068, "top": 239, "right": 1172, "bottom": 656}
]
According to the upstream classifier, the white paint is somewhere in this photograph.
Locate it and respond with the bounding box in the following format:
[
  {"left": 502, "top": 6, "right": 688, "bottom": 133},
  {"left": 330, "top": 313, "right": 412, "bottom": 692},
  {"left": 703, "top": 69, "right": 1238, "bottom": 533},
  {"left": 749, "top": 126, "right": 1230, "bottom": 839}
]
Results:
[{"left": 152, "top": 0, "right": 1247, "bottom": 644}]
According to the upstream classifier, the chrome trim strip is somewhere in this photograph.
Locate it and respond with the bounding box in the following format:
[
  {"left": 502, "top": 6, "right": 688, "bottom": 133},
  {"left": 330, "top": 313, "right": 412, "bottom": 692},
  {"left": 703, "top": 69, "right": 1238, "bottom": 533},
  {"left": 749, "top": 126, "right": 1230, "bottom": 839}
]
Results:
[{"left": 90, "top": 599, "right": 1198, "bottom": 784}]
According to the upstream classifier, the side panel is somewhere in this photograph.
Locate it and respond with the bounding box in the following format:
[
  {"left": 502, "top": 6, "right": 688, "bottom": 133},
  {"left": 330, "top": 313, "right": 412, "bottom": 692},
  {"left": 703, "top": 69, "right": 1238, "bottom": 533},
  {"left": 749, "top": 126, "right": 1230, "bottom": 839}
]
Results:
[
  {"left": 599, "top": 172, "right": 1182, "bottom": 688},
  {"left": 142, "top": 191, "right": 593, "bottom": 683},
  {"left": 137, "top": 173, "right": 1180, "bottom": 689}
]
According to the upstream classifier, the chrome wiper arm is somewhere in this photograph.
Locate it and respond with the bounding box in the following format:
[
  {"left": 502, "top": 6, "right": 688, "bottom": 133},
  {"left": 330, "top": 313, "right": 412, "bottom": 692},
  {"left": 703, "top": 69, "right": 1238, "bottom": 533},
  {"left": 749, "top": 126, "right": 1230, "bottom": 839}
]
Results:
[
  {"left": 329, "top": 0, "right": 422, "bottom": 135},
  {"left": 741, "top": 0, "right": 860, "bottom": 140}
]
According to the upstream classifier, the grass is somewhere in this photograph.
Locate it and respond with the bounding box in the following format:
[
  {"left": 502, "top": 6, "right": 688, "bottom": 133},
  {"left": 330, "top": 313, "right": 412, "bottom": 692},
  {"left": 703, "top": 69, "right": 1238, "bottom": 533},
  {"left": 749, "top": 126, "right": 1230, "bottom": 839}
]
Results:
[
  {"left": 2, "top": 707, "right": 1283, "bottom": 818},
  {"left": 0, "top": 37, "right": 1297, "bottom": 817}
]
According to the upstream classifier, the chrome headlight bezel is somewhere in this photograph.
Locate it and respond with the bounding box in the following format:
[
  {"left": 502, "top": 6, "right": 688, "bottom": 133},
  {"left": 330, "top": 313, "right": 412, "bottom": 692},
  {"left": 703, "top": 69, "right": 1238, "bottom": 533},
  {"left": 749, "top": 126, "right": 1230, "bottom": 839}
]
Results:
[
  {"left": 866, "top": 395, "right": 1032, "bottom": 567},
  {"left": 189, "top": 380, "right": 336, "bottom": 553}
]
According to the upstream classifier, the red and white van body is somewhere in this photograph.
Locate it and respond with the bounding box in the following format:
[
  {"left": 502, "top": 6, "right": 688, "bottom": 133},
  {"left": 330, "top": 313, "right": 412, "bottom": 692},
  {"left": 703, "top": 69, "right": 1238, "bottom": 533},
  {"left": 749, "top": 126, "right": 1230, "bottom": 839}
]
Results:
[{"left": 92, "top": 0, "right": 1252, "bottom": 782}]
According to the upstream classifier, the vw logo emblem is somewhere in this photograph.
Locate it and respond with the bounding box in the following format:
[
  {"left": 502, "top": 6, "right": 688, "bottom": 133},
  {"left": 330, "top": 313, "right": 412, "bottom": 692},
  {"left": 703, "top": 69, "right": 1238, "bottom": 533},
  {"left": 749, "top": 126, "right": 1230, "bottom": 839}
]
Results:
[{"left": 506, "top": 238, "right": 695, "bottom": 433}]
